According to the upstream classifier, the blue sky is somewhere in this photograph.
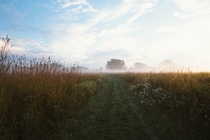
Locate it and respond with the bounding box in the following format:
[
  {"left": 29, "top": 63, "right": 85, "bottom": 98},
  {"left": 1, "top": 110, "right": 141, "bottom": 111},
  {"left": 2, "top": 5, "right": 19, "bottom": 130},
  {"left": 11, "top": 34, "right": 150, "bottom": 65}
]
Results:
[{"left": 0, "top": 0, "right": 210, "bottom": 71}]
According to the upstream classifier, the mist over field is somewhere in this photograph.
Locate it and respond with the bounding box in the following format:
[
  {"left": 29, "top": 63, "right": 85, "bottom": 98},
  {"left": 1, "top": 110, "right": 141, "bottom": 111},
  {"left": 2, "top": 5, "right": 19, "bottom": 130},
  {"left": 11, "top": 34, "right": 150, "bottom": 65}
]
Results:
[
  {"left": 1, "top": 1, "right": 210, "bottom": 139},
  {"left": 1, "top": 37, "right": 210, "bottom": 139}
]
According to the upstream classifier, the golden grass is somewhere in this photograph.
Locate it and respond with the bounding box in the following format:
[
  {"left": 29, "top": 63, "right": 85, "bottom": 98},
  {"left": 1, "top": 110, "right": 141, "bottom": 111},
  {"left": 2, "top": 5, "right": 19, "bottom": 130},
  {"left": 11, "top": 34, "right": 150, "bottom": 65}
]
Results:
[{"left": 0, "top": 36, "right": 107, "bottom": 139}]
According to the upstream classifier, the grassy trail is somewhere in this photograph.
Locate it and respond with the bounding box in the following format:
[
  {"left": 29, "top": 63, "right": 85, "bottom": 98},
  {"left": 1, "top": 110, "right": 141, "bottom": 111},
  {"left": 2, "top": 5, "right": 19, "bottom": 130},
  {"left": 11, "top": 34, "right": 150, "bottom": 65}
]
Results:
[{"left": 67, "top": 76, "right": 158, "bottom": 140}]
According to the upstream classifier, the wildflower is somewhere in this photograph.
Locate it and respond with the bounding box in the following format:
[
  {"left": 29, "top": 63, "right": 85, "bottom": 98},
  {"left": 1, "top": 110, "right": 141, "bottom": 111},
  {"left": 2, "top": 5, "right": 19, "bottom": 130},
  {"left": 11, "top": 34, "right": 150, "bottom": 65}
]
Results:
[
  {"left": 129, "top": 85, "right": 136, "bottom": 91},
  {"left": 143, "top": 83, "right": 151, "bottom": 89}
]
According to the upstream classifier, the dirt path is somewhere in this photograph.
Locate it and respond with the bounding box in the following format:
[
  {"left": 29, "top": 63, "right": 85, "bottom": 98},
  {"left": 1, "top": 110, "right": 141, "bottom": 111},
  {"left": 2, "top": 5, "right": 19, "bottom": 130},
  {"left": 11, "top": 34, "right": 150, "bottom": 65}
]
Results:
[{"left": 69, "top": 76, "right": 158, "bottom": 140}]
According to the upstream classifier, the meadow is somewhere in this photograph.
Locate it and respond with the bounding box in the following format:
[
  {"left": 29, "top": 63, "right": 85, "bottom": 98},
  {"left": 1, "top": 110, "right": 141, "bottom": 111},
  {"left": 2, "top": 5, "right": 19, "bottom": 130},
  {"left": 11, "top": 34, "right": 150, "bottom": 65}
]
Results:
[{"left": 1, "top": 36, "right": 210, "bottom": 139}]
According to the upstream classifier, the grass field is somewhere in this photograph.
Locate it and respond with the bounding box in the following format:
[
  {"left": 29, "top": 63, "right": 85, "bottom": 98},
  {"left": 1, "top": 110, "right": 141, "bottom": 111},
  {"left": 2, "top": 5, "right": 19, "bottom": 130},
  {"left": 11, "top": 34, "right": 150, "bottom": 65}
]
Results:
[{"left": 1, "top": 37, "right": 210, "bottom": 139}]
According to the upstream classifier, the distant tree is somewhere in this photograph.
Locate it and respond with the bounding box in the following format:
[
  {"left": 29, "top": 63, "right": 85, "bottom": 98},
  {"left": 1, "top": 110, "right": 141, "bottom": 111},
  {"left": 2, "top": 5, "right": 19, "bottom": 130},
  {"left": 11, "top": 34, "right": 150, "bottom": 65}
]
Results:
[
  {"left": 106, "top": 59, "right": 126, "bottom": 70},
  {"left": 133, "top": 62, "right": 147, "bottom": 70},
  {"left": 159, "top": 59, "right": 177, "bottom": 71},
  {"left": 76, "top": 66, "right": 89, "bottom": 70},
  {"left": 159, "top": 59, "right": 175, "bottom": 67}
]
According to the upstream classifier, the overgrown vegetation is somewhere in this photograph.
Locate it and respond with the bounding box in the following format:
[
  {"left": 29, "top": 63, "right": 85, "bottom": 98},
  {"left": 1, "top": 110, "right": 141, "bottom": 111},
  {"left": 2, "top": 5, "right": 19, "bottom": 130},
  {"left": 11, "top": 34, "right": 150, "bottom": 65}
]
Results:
[
  {"left": 0, "top": 36, "right": 107, "bottom": 139},
  {"left": 118, "top": 72, "right": 210, "bottom": 139},
  {"left": 1, "top": 35, "right": 210, "bottom": 139}
]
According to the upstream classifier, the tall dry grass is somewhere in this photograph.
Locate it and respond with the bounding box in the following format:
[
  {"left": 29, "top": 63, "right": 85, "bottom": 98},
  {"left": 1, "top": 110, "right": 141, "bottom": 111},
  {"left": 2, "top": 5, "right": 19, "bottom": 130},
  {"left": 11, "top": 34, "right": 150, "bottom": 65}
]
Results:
[{"left": 0, "top": 36, "right": 106, "bottom": 139}]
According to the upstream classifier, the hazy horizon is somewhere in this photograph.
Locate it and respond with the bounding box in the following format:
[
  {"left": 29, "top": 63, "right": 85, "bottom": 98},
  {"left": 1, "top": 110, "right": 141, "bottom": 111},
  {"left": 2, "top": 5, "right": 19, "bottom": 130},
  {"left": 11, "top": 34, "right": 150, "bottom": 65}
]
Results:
[{"left": 0, "top": 0, "right": 210, "bottom": 71}]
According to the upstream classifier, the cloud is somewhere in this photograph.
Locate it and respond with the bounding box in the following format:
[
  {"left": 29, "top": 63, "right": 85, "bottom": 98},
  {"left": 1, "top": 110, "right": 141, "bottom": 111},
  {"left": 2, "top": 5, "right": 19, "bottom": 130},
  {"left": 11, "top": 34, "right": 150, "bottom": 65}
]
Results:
[
  {"left": 48, "top": 0, "right": 154, "bottom": 67},
  {"left": 172, "top": 0, "right": 210, "bottom": 19},
  {"left": 10, "top": 37, "right": 51, "bottom": 57},
  {"left": 54, "top": 0, "right": 98, "bottom": 22},
  {"left": 160, "top": 0, "right": 172, "bottom": 8},
  {"left": 105, "top": 0, "right": 135, "bottom": 21},
  {"left": 49, "top": 23, "right": 96, "bottom": 61},
  {"left": 96, "top": 26, "right": 142, "bottom": 52},
  {"left": 88, "top": 2, "right": 133, "bottom": 25},
  {"left": 3, "top": 0, "right": 210, "bottom": 71},
  {"left": 125, "top": 0, "right": 157, "bottom": 26},
  {"left": 80, "top": 25, "right": 143, "bottom": 68},
  {"left": 149, "top": 12, "right": 210, "bottom": 69},
  {"left": 47, "top": 20, "right": 143, "bottom": 67},
  {"left": 89, "top": 0, "right": 157, "bottom": 26},
  {"left": 57, "top": 0, "right": 97, "bottom": 13}
]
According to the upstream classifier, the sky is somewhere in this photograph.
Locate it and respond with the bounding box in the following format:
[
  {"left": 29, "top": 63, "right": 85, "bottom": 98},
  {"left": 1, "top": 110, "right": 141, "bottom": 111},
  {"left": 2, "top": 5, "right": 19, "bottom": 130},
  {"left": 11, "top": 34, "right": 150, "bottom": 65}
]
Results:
[{"left": 0, "top": 0, "right": 210, "bottom": 71}]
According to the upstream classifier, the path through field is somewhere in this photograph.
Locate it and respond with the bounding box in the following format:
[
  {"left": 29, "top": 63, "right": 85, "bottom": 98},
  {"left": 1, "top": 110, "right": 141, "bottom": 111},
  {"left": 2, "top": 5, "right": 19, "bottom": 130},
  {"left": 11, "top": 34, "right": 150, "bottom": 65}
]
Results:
[{"left": 67, "top": 76, "right": 160, "bottom": 140}]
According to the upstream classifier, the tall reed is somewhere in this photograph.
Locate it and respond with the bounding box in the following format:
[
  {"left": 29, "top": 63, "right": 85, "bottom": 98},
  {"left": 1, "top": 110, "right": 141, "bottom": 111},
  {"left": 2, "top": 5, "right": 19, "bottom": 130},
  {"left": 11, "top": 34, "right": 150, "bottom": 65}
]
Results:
[{"left": 0, "top": 36, "right": 106, "bottom": 139}]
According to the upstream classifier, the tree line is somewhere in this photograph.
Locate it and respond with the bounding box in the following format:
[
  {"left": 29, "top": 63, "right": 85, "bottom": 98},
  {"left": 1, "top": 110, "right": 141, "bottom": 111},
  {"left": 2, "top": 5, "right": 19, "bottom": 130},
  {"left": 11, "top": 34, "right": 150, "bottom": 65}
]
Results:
[{"left": 106, "top": 58, "right": 176, "bottom": 71}]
